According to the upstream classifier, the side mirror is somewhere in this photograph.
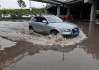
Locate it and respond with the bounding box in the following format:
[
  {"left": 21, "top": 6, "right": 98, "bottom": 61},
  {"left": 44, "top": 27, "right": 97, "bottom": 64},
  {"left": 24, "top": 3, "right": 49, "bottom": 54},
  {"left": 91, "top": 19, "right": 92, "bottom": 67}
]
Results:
[{"left": 42, "top": 20, "right": 48, "bottom": 24}]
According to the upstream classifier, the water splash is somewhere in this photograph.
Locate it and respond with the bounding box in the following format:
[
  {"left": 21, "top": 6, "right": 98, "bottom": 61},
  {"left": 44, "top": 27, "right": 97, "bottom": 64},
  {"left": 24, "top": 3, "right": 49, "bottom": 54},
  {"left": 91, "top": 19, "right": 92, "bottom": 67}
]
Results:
[{"left": 0, "top": 21, "right": 87, "bottom": 47}]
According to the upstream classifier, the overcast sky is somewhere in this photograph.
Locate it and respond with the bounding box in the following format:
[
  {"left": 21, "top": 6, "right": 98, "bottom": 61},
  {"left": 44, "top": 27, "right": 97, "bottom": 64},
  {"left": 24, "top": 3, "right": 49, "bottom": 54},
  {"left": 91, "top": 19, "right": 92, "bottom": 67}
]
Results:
[{"left": 0, "top": 0, "right": 46, "bottom": 9}]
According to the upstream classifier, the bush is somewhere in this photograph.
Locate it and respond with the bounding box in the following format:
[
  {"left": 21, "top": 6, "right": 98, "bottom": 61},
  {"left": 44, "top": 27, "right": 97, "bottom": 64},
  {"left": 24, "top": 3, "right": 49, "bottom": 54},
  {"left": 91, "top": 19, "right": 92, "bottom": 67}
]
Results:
[
  {"left": 0, "top": 9, "right": 45, "bottom": 19},
  {"left": 11, "top": 14, "right": 22, "bottom": 19},
  {"left": 0, "top": 9, "right": 44, "bottom": 15}
]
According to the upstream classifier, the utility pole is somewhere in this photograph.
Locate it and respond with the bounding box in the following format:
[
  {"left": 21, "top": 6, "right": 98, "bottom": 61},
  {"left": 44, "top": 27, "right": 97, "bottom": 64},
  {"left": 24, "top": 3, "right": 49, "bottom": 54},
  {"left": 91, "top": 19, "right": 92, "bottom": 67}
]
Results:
[
  {"left": 57, "top": 5, "right": 60, "bottom": 17},
  {"left": 29, "top": 0, "right": 32, "bottom": 11}
]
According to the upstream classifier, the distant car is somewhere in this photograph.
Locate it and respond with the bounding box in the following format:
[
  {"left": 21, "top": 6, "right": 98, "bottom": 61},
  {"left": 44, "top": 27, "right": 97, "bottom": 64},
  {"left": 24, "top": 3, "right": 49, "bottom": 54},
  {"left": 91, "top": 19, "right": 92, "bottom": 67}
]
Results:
[
  {"left": 22, "top": 14, "right": 32, "bottom": 18},
  {"left": 1, "top": 14, "right": 11, "bottom": 18},
  {"left": 60, "top": 15, "right": 67, "bottom": 21},
  {"left": 29, "top": 15, "right": 79, "bottom": 37}
]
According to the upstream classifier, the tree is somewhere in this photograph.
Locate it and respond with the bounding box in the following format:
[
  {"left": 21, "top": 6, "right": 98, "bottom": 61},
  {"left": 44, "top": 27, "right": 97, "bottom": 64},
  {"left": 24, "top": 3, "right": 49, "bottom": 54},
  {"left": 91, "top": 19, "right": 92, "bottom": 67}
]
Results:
[
  {"left": 17, "top": 0, "right": 26, "bottom": 14},
  {"left": 2, "top": 10, "right": 7, "bottom": 14}
]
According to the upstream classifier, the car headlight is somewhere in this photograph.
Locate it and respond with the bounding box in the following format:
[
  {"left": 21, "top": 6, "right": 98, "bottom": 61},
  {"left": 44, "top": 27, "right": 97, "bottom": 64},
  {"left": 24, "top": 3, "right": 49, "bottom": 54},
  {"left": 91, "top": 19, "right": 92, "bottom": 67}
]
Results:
[{"left": 61, "top": 29, "right": 71, "bottom": 32}]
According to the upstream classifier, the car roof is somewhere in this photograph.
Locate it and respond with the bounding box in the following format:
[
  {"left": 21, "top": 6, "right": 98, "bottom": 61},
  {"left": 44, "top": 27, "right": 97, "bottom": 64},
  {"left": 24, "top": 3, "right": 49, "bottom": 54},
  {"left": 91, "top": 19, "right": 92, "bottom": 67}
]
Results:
[{"left": 43, "top": 15, "right": 56, "bottom": 17}]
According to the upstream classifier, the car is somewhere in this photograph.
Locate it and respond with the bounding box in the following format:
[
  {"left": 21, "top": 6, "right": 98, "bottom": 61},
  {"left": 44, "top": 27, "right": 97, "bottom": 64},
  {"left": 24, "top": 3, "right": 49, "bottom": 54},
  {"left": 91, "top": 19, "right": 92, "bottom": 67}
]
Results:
[
  {"left": 1, "top": 14, "right": 11, "bottom": 18},
  {"left": 29, "top": 15, "right": 79, "bottom": 37},
  {"left": 60, "top": 15, "right": 67, "bottom": 21},
  {"left": 22, "top": 14, "right": 32, "bottom": 18}
]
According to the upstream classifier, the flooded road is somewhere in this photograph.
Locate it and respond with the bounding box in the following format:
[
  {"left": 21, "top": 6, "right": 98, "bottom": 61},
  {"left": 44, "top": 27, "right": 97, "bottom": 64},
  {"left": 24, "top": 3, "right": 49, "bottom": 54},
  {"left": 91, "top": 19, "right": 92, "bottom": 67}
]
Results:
[{"left": 0, "top": 20, "right": 99, "bottom": 70}]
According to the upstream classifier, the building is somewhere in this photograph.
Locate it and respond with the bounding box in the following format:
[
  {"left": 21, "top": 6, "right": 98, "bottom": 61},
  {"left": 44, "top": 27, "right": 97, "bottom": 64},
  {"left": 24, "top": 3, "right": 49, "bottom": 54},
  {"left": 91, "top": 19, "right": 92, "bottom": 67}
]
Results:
[{"left": 31, "top": 0, "right": 99, "bottom": 21}]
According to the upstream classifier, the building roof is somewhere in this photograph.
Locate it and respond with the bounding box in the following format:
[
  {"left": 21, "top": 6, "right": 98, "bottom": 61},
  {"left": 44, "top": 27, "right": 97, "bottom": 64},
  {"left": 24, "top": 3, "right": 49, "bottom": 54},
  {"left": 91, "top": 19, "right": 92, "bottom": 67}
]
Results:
[{"left": 31, "top": 0, "right": 62, "bottom": 5}]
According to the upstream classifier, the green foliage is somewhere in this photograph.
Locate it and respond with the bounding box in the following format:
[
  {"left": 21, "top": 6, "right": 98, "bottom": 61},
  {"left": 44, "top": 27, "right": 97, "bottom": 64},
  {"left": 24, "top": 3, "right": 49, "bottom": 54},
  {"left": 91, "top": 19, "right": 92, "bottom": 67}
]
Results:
[
  {"left": 2, "top": 10, "right": 7, "bottom": 14},
  {"left": 11, "top": 14, "right": 21, "bottom": 19},
  {"left": 29, "top": 9, "right": 44, "bottom": 14},
  {"left": 0, "top": 9, "right": 44, "bottom": 15},
  {"left": 97, "top": 10, "right": 99, "bottom": 14}
]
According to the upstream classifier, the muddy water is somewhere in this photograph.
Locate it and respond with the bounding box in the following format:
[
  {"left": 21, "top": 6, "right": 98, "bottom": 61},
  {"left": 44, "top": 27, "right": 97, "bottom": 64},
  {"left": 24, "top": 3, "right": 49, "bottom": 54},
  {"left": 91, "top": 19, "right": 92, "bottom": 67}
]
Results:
[
  {"left": 0, "top": 21, "right": 99, "bottom": 70},
  {"left": 0, "top": 21, "right": 86, "bottom": 46}
]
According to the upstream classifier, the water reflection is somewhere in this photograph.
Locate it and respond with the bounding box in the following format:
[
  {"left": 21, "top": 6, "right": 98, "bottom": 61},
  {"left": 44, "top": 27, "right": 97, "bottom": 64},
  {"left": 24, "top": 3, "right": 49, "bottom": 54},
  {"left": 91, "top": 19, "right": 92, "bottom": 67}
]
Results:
[
  {"left": 0, "top": 41, "right": 40, "bottom": 70},
  {"left": 0, "top": 41, "right": 77, "bottom": 70},
  {"left": 80, "top": 21, "right": 99, "bottom": 60},
  {"left": 88, "top": 22, "right": 95, "bottom": 37},
  {"left": 40, "top": 45, "right": 77, "bottom": 62}
]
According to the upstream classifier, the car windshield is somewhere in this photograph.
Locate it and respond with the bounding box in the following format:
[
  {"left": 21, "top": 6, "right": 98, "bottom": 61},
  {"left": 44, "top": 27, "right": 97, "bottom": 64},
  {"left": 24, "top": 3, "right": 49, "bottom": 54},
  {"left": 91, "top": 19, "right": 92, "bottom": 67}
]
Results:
[{"left": 45, "top": 16, "right": 63, "bottom": 23}]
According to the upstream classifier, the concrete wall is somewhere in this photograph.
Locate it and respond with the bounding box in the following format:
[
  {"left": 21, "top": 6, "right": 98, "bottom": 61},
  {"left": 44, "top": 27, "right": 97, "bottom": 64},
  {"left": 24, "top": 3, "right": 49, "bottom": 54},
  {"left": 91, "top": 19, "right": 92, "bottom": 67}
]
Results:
[
  {"left": 65, "top": 0, "right": 74, "bottom": 2},
  {"left": 64, "top": 0, "right": 82, "bottom": 2},
  {"left": 84, "top": 0, "right": 89, "bottom": 3},
  {"left": 84, "top": 0, "right": 99, "bottom": 3},
  {"left": 63, "top": 0, "right": 99, "bottom": 3}
]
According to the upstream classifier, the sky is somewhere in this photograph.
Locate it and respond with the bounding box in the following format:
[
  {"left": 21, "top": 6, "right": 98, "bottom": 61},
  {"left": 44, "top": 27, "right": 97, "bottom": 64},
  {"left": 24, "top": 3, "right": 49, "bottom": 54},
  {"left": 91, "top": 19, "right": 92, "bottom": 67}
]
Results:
[{"left": 0, "top": 0, "right": 46, "bottom": 9}]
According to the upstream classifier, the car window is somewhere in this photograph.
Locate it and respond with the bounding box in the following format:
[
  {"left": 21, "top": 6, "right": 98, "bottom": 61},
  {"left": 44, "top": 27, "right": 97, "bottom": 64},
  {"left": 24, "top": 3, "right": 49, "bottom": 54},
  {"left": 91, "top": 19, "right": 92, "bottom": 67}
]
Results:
[
  {"left": 35, "top": 17, "right": 47, "bottom": 23},
  {"left": 45, "top": 16, "right": 63, "bottom": 23}
]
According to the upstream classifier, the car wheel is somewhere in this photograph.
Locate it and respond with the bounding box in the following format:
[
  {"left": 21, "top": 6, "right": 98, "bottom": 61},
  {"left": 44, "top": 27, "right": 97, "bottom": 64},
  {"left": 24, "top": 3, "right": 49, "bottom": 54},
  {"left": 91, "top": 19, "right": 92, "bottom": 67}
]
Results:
[
  {"left": 50, "top": 30, "right": 59, "bottom": 35},
  {"left": 29, "top": 26, "right": 34, "bottom": 30}
]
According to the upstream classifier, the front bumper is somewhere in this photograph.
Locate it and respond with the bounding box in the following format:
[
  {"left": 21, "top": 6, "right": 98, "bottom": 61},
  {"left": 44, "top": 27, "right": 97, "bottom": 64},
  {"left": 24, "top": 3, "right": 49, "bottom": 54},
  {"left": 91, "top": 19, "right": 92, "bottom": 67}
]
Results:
[
  {"left": 62, "top": 32, "right": 79, "bottom": 37},
  {"left": 61, "top": 28, "right": 79, "bottom": 37}
]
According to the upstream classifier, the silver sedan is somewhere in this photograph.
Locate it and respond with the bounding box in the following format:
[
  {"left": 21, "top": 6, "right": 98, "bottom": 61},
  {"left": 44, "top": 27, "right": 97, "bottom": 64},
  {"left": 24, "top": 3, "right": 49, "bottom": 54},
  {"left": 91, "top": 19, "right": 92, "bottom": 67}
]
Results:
[{"left": 29, "top": 15, "right": 79, "bottom": 37}]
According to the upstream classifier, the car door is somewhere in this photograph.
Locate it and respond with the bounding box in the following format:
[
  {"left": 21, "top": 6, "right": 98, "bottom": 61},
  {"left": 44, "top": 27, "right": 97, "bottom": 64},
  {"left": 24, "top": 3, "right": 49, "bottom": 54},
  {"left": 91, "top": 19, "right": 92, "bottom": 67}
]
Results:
[
  {"left": 35, "top": 17, "right": 51, "bottom": 33},
  {"left": 31, "top": 17, "right": 42, "bottom": 32}
]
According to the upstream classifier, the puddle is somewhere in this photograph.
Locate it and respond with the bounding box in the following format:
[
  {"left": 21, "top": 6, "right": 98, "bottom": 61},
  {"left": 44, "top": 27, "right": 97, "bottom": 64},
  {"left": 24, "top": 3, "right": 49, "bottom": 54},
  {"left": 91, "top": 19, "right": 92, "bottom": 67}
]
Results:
[
  {"left": 0, "top": 21, "right": 87, "bottom": 46},
  {"left": 0, "top": 43, "right": 99, "bottom": 70},
  {"left": 0, "top": 37, "right": 16, "bottom": 50}
]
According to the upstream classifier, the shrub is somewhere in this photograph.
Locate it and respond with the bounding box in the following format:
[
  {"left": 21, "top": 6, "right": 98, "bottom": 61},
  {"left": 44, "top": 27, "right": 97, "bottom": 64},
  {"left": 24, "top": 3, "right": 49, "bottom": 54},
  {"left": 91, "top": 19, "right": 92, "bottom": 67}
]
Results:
[{"left": 11, "top": 14, "right": 22, "bottom": 19}]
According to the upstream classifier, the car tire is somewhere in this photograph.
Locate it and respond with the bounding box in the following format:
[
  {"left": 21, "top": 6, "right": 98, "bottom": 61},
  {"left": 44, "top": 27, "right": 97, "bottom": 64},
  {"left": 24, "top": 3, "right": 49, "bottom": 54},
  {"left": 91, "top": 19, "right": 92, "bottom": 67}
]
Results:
[
  {"left": 50, "top": 30, "right": 59, "bottom": 35},
  {"left": 29, "top": 26, "right": 34, "bottom": 30}
]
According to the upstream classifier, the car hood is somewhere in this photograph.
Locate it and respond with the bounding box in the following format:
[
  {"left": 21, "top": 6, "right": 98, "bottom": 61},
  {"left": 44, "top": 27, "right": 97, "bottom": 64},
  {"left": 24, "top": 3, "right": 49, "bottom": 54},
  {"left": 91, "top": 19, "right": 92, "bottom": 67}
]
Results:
[{"left": 48, "top": 22, "right": 78, "bottom": 29}]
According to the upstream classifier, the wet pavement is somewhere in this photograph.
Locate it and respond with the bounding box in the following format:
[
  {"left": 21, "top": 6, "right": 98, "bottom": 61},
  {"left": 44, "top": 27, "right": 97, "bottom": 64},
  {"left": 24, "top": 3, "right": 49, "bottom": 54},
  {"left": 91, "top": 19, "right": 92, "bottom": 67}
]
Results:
[
  {"left": 0, "top": 20, "right": 99, "bottom": 70},
  {"left": 0, "top": 37, "right": 16, "bottom": 50}
]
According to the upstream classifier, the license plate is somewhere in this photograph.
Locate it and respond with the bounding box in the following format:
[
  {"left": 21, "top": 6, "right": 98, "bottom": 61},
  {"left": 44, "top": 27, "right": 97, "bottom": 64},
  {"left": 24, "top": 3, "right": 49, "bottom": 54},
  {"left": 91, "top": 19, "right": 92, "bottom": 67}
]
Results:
[{"left": 74, "top": 32, "right": 78, "bottom": 36}]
